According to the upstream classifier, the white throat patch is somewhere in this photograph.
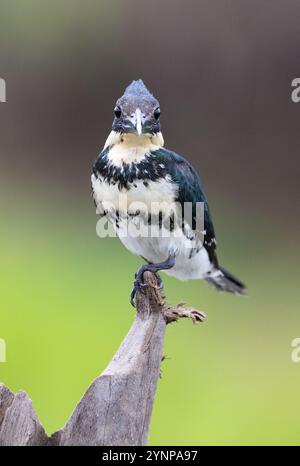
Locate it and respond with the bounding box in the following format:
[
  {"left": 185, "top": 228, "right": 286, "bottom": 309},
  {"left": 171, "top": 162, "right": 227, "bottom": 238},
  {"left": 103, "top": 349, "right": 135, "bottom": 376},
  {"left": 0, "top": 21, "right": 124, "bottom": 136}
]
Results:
[{"left": 104, "top": 131, "right": 164, "bottom": 167}]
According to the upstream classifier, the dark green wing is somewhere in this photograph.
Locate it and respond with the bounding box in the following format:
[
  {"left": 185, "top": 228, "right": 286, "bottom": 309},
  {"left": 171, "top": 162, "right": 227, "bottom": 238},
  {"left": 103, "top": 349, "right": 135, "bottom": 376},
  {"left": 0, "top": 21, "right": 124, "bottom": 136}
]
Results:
[{"left": 153, "top": 148, "right": 218, "bottom": 266}]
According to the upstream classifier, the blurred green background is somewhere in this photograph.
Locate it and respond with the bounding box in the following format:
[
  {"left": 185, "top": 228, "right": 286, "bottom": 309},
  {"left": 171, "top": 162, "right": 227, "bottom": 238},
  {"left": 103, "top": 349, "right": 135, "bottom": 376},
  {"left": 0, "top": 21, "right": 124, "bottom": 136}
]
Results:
[{"left": 0, "top": 0, "right": 300, "bottom": 445}]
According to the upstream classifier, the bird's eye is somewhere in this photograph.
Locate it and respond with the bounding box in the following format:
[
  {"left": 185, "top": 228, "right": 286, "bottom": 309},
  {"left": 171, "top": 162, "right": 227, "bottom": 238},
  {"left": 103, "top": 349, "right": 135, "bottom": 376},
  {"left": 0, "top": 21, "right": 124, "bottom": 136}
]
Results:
[
  {"left": 154, "top": 107, "right": 161, "bottom": 120},
  {"left": 114, "top": 106, "right": 122, "bottom": 118}
]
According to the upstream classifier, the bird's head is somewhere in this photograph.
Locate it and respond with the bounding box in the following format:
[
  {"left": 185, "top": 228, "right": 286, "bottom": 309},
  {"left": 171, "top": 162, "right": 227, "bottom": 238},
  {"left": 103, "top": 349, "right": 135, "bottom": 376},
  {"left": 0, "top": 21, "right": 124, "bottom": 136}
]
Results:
[{"left": 112, "top": 80, "right": 161, "bottom": 136}]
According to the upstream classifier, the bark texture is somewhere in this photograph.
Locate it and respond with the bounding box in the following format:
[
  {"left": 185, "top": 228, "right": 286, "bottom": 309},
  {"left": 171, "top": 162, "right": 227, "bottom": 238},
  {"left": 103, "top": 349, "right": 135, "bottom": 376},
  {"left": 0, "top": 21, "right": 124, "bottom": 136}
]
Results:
[{"left": 0, "top": 272, "right": 205, "bottom": 446}]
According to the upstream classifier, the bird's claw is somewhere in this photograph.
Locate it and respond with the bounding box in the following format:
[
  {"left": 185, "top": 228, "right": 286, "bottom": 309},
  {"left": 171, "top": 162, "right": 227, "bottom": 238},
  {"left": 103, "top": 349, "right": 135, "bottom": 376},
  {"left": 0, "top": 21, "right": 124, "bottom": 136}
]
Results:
[
  {"left": 130, "top": 276, "right": 147, "bottom": 307},
  {"left": 155, "top": 273, "right": 164, "bottom": 290},
  {"left": 130, "top": 271, "right": 164, "bottom": 307}
]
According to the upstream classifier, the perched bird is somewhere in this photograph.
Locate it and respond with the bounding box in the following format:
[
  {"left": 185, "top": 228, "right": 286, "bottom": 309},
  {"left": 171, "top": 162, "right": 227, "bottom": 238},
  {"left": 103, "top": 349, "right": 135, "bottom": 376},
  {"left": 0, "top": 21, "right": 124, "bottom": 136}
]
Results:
[{"left": 91, "top": 80, "right": 246, "bottom": 305}]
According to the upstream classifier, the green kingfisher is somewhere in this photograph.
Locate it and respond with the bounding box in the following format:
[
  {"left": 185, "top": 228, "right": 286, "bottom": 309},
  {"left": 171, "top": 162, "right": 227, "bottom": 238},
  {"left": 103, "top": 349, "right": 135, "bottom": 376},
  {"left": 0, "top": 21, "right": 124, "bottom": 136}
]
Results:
[{"left": 91, "top": 80, "right": 246, "bottom": 306}]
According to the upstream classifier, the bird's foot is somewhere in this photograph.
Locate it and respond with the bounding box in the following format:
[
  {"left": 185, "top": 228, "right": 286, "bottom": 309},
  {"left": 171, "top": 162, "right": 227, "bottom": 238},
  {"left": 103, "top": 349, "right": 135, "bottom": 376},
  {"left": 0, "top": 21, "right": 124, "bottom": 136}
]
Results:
[
  {"left": 130, "top": 266, "right": 150, "bottom": 307},
  {"left": 130, "top": 275, "right": 147, "bottom": 307},
  {"left": 130, "top": 270, "right": 163, "bottom": 307},
  {"left": 154, "top": 272, "right": 164, "bottom": 290},
  {"left": 130, "top": 254, "right": 175, "bottom": 306}
]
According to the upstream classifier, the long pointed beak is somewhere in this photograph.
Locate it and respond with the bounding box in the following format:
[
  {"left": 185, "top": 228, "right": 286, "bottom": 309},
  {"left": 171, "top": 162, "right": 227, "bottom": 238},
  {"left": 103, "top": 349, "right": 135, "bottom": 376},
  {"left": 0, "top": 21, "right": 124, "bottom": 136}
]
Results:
[{"left": 135, "top": 108, "right": 143, "bottom": 135}]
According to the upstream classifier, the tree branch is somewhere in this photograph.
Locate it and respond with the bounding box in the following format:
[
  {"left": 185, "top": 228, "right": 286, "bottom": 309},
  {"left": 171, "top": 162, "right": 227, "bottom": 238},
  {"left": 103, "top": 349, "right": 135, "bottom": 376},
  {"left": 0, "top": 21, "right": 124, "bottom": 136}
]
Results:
[{"left": 0, "top": 272, "right": 205, "bottom": 446}]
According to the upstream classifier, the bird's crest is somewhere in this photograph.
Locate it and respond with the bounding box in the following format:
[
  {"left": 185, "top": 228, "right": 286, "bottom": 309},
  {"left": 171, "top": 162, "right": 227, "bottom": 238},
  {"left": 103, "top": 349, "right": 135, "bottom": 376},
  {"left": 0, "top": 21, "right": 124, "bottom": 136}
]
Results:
[
  {"left": 123, "top": 79, "right": 154, "bottom": 99},
  {"left": 116, "top": 79, "right": 159, "bottom": 120}
]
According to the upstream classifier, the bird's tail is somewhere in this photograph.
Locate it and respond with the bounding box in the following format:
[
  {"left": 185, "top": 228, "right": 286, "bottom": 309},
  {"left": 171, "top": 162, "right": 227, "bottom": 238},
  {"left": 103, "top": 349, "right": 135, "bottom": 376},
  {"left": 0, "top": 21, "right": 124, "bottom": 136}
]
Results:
[{"left": 205, "top": 267, "right": 246, "bottom": 295}]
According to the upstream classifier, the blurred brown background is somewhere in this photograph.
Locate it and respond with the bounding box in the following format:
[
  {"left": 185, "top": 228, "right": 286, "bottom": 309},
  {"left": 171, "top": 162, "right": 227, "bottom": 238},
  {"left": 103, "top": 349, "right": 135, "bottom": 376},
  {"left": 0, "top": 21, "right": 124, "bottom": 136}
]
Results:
[{"left": 0, "top": 0, "right": 299, "bottom": 230}]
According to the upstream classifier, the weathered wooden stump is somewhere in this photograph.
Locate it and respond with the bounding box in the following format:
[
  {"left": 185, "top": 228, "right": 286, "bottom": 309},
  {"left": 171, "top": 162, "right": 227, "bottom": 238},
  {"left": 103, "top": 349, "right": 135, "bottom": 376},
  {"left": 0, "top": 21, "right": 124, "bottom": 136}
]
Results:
[{"left": 0, "top": 272, "right": 205, "bottom": 446}]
